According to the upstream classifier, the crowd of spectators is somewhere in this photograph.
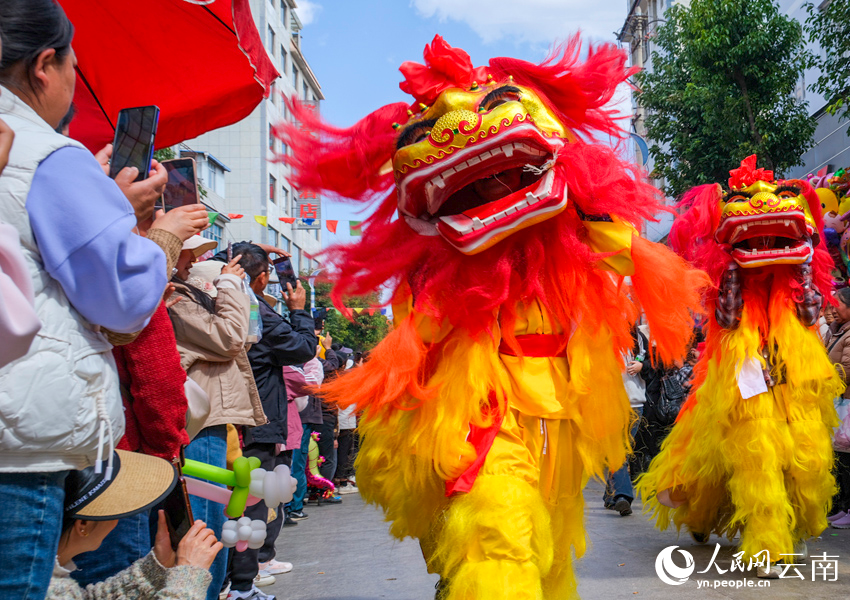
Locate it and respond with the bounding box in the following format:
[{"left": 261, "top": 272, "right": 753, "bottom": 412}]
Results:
[{"left": 0, "top": 3, "right": 363, "bottom": 599}]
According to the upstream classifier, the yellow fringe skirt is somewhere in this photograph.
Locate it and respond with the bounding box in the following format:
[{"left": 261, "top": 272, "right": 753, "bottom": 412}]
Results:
[{"left": 637, "top": 304, "right": 842, "bottom": 560}]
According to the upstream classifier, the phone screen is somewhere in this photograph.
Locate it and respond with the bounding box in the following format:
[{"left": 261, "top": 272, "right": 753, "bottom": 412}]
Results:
[
  {"left": 273, "top": 257, "right": 297, "bottom": 288},
  {"left": 109, "top": 105, "right": 160, "bottom": 181},
  {"left": 162, "top": 158, "right": 199, "bottom": 211},
  {"left": 162, "top": 476, "right": 194, "bottom": 551}
]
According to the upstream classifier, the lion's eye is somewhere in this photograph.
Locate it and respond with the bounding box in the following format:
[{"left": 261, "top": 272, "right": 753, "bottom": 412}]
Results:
[
  {"left": 396, "top": 118, "right": 437, "bottom": 149},
  {"left": 726, "top": 194, "right": 749, "bottom": 203},
  {"left": 777, "top": 190, "right": 797, "bottom": 199},
  {"left": 479, "top": 86, "right": 522, "bottom": 112}
]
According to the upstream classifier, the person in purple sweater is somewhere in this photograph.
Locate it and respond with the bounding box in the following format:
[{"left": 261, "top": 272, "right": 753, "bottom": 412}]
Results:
[{"left": 0, "top": 3, "right": 207, "bottom": 597}]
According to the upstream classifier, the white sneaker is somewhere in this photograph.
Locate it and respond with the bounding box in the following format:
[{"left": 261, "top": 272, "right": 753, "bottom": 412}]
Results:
[
  {"left": 219, "top": 582, "right": 230, "bottom": 600},
  {"left": 757, "top": 564, "right": 782, "bottom": 579},
  {"left": 794, "top": 540, "right": 808, "bottom": 560},
  {"left": 254, "top": 571, "right": 276, "bottom": 587},
  {"left": 227, "top": 585, "right": 277, "bottom": 600},
  {"left": 339, "top": 483, "right": 359, "bottom": 494},
  {"left": 258, "top": 559, "right": 293, "bottom": 575}
]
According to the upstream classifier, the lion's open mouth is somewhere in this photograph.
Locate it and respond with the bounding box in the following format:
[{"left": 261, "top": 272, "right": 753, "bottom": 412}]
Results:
[
  {"left": 717, "top": 212, "right": 814, "bottom": 266},
  {"left": 397, "top": 128, "right": 567, "bottom": 253}
]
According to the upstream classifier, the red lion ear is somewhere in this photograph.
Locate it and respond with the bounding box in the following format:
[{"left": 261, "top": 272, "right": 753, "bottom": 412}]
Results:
[{"left": 399, "top": 35, "right": 488, "bottom": 104}]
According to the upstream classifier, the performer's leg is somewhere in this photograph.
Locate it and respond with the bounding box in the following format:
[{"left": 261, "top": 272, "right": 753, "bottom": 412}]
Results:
[
  {"left": 539, "top": 419, "right": 584, "bottom": 600},
  {"left": 724, "top": 391, "right": 794, "bottom": 559},
  {"left": 783, "top": 388, "right": 837, "bottom": 542},
  {"left": 430, "top": 410, "right": 552, "bottom": 600}
]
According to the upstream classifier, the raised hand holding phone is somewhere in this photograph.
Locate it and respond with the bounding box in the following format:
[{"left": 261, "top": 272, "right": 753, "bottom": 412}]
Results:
[
  {"left": 149, "top": 205, "right": 208, "bottom": 242},
  {"left": 283, "top": 281, "right": 306, "bottom": 311},
  {"left": 115, "top": 159, "right": 168, "bottom": 224}
]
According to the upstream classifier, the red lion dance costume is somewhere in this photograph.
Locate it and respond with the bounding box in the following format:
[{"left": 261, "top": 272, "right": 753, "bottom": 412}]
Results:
[
  {"left": 279, "top": 36, "right": 707, "bottom": 599},
  {"left": 638, "top": 156, "right": 843, "bottom": 570}
]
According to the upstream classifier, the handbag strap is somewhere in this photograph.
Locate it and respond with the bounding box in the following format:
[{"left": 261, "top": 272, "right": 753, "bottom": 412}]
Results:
[{"left": 828, "top": 326, "right": 850, "bottom": 353}]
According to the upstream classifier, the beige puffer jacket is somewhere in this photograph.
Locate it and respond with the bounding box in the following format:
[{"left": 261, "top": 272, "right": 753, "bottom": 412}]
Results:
[{"left": 168, "top": 276, "right": 266, "bottom": 429}]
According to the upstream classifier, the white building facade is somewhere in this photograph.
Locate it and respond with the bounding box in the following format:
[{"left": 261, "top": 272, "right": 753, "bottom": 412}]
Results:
[
  {"left": 618, "top": 0, "right": 680, "bottom": 241},
  {"left": 185, "top": 0, "right": 324, "bottom": 274}
]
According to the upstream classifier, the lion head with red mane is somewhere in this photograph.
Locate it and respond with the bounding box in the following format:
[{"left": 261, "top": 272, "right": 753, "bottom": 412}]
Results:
[{"left": 276, "top": 35, "right": 674, "bottom": 341}]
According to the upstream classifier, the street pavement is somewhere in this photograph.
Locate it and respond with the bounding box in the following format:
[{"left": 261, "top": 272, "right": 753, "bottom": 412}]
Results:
[{"left": 267, "top": 481, "right": 850, "bottom": 599}]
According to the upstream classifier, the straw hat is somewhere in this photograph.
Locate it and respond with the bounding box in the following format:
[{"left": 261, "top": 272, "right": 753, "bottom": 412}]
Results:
[{"left": 64, "top": 450, "right": 177, "bottom": 521}]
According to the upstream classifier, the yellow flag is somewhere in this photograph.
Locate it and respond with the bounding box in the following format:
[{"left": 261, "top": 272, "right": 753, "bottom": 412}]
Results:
[{"left": 254, "top": 215, "right": 268, "bottom": 227}]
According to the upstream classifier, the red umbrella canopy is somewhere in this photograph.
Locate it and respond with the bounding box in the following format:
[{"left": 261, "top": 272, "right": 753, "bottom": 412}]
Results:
[{"left": 60, "top": 0, "right": 279, "bottom": 153}]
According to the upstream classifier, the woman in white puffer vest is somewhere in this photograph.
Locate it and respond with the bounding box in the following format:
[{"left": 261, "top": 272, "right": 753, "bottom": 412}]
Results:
[{"left": 0, "top": 2, "right": 208, "bottom": 598}]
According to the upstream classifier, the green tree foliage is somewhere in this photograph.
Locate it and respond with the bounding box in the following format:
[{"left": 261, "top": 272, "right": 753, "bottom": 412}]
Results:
[
  {"left": 153, "top": 148, "right": 176, "bottom": 162},
  {"left": 303, "top": 279, "right": 390, "bottom": 352},
  {"left": 805, "top": 0, "right": 850, "bottom": 129},
  {"left": 637, "top": 0, "right": 815, "bottom": 196}
]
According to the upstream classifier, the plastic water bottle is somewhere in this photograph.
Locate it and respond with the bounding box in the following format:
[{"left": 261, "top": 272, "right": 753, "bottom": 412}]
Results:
[{"left": 243, "top": 276, "right": 262, "bottom": 344}]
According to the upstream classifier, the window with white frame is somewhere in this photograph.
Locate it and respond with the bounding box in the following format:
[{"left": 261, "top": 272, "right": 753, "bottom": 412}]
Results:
[
  {"left": 267, "top": 26, "right": 275, "bottom": 53},
  {"left": 206, "top": 160, "right": 225, "bottom": 197},
  {"left": 292, "top": 65, "right": 299, "bottom": 89},
  {"left": 269, "top": 174, "right": 276, "bottom": 203},
  {"left": 280, "top": 0, "right": 287, "bottom": 27},
  {"left": 280, "top": 45, "right": 287, "bottom": 76},
  {"left": 292, "top": 245, "right": 301, "bottom": 274},
  {"left": 202, "top": 223, "right": 223, "bottom": 251},
  {"left": 282, "top": 186, "right": 290, "bottom": 213}
]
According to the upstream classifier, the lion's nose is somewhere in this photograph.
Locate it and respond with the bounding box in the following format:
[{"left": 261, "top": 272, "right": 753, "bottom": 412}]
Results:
[{"left": 430, "top": 109, "right": 481, "bottom": 144}]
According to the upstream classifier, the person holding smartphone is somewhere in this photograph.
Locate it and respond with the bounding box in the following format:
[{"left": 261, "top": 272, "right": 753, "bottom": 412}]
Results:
[
  {"left": 223, "top": 243, "right": 317, "bottom": 600},
  {"left": 0, "top": 2, "right": 206, "bottom": 597},
  {"left": 50, "top": 449, "right": 221, "bottom": 600},
  {"left": 167, "top": 245, "right": 268, "bottom": 600}
]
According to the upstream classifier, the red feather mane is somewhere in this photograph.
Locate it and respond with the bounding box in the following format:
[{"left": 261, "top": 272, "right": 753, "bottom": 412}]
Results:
[{"left": 275, "top": 35, "right": 662, "bottom": 339}]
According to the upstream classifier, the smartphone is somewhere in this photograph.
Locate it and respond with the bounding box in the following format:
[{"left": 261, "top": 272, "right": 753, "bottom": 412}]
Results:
[
  {"left": 161, "top": 158, "right": 199, "bottom": 211},
  {"left": 273, "top": 256, "right": 298, "bottom": 288},
  {"left": 162, "top": 476, "right": 194, "bottom": 551},
  {"left": 109, "top": 105, "right": 160, "bottom": 181}
]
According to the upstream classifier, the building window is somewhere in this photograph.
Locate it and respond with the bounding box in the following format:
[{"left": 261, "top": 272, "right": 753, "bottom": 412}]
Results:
[
  {"left": 267, "top": 26, "right": 275, "bottom": 53},
  {"left": 202, "top": 223, "right": 223, "bottom": 251},
  {"left": 281, "top": 186, "right": 290, "bottom": 213},
  {"left": 280, "top": 236, "right": 291, "bottom": 252},
  {"left": 268, "top": 124, "right": 275, "bottom": 151},
  {"left": 303, "top": 81, "right": 308, "bottom": 102},
  {"left": 269, "top": 228, "right": 280, "bottom": 248},
  {"left": 292, "top": 65, "right": 298, "bottom": 89},
  {"left": 292, "top": 245, "right": 301, "bottom": 274},
  {"left": 206, "top": 160, "right": 226, "bottom": 198},
  {"left": 280, "top": 45, "right": 287, "bottom": 76},
  {"left": 280, "top": 0, "right": 287, "bottom": 27},
  {"left": 269, "top": 174, "right": 276, "bottom": 203}
]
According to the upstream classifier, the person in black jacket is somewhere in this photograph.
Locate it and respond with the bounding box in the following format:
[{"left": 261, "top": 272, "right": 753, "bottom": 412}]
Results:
[{"left": 226, "top": 243, "right": 317, "bottom": 600}]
